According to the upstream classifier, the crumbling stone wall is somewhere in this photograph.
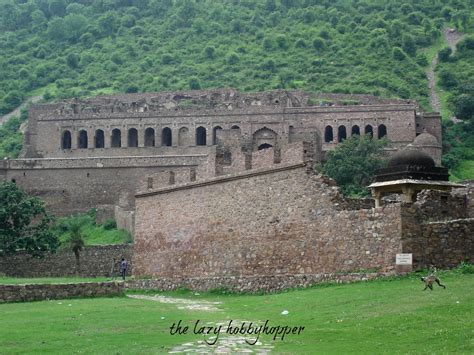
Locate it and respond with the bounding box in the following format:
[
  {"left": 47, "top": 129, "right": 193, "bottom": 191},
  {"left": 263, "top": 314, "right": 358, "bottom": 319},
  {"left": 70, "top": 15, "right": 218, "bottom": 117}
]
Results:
[
  {"left": 0, "top": 282, "right": 124, "bottom": 303},
  {"left": 400, "top": 189, "right": 473, "bottom": 268},
  {"left": 0, "top": 245, "right": 132, "bottom": 278},
  {"left": 133, "top": 164, "right": 402, "bottom": 279}
]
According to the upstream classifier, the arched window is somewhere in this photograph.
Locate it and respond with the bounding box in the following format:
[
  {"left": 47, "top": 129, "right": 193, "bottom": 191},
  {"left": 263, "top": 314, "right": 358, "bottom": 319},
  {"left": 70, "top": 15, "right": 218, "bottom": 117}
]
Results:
[
  {"left": 95, "top": 129, "right": 104, "bottom": 148},
  {"left": 324, "top": 126, "right": 333, "bottom": 143},
  {"left": 365, "top": 125, "right": 373, "bottom": 138},
  {"left": 61, "top": 130, "right": 71, "bottom": 149},
  {"left": 78, "top": 130, "right": 88, "bottom": 149},
  {"left": 378, "top": 124, "right": 387, "bottom": 139},
  {"left": 351, "top": 125, "right": 360, "bottom": 136},
  {"left": 258, "top": 143, "right": 273, "bottom": 150},
  {"left": 231, "top": 125, "right": 240, "bottom": 130},
  {"left": 144, "top": 128, "right": 155, "bottom": 147},
  {"left": 111, "top": 129, "right": 121, "bottom": 147},
  {"left": 162, "top": 127, "right": 172, "bottom": 146},
  {"left": 196, "top": 126, "right": 206, "bottom": 146},
  {"left": 128, "top": 128, "right": 138, "bottom": 147},
  {"left": 213, "top": 126, "right": 222, "bottom": 145},
  {"left": 338, "top": 126, "right": 347, "bottom": 142}
]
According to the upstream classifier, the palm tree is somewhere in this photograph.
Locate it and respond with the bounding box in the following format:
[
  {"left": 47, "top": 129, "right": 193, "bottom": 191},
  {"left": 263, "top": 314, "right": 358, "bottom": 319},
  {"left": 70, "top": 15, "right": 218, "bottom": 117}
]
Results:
[{"left": 67, "top": 223, "right": 85, "bottom": 273}]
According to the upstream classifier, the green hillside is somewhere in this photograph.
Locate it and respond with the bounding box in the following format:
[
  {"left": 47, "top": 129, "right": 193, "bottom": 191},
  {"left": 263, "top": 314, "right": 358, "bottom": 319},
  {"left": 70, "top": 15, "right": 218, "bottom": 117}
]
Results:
[{"left": 0, "top": 0, "right": 473, "bottom": 177}]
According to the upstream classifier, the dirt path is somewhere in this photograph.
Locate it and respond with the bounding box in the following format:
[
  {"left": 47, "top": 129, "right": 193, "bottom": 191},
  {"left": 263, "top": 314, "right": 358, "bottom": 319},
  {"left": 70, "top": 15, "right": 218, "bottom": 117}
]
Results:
[
  {"left": 0, "top": 95, "right": 42, "bottom": 127},
  {"left": 128, "top": 294, "right": 274, "bottom": 353},
  {"left": 427, "top": 29, "right": 465, "bottom": 114}
]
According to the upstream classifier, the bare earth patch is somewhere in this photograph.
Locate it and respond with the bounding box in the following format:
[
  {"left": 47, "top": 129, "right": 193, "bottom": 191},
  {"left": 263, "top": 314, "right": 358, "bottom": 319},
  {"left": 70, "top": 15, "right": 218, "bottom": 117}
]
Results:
[
  {"left": 127, "top": 294, "right": 222, "bottom": 311},
  {"left": 128, "top": 295, "right": 274, "bottom": 353}
]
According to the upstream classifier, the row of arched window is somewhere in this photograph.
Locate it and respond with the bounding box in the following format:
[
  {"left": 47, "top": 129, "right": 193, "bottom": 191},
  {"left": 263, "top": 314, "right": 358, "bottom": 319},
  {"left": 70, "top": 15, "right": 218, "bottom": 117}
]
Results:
[
  {"left": 324, "top": 124, "right": 387, "bottom": 143},
  {"left": 61, "top": 126, "right": 241, "bottom": 149}
]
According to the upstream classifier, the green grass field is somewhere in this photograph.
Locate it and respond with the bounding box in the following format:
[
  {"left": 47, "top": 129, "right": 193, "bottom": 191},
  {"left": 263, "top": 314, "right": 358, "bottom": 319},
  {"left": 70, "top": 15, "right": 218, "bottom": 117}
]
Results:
[{"left": 0, "top": 270, "right": 473, "bottom": 354}]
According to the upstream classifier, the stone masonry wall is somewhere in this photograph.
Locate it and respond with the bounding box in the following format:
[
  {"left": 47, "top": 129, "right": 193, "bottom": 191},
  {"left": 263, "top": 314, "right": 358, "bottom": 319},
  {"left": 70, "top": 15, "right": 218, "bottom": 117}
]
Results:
[
  {"left": 133, "top": 165, "right": 402, "bottom": 279},
  {"left": 400, "top": 188, "right": 474, "bottom": 268},
  {"left": 0, "top": 245, "right": 132, "bottom": 278},
  {"left": 0, "top": 155, "right": 207, "bottom": 216},
  {"left": 126, "top": 272, "right": 393, "bottom": 293},
  {"left": 0, "top": 282, "right": 124, "bottom": 303}
]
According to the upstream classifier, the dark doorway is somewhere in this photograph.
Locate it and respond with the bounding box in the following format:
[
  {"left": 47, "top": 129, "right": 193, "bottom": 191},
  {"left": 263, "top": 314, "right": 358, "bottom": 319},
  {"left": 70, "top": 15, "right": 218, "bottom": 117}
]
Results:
[
  {"left": 78, "top": 130, "right": 88, "bottom": 149},
  {"left": 111, "top": 129, "right": 121, "bottom": 147},
  {"left": 324, "top": 126, "right": 333, "bottom": 143},
  {"left": 95, "top": 129, "right": 104, "bottom": 148},
  {"left": 128, "top": 128, "right": 138, "bottom": 147},
  {"left": 162, "top": 127, "right": 172, "bottom": 146},
  {"left": 145, "top": 128, "right": 155, "bottom": 147},
  {"left": 196, "top": 126, "right": 206, "bottom": 146},
  {"left": 62, "top": 130, "right": 71, "bottom": 149}
]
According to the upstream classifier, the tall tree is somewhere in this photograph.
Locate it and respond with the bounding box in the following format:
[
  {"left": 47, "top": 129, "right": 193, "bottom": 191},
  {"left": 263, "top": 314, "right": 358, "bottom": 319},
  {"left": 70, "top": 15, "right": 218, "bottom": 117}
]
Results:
[
  {"left": 0, "top": 182, "right": 58, "bottom": 257},
  {"left": 319, "top": 136, "right": 388, "bottom": 196}
]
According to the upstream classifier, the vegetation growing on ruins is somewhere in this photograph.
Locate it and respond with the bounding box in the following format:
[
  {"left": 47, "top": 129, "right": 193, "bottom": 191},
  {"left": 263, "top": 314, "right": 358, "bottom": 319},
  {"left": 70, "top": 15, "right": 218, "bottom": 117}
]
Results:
[
  {"left": 318, "top": 136, "right": 388, "bottom": 196},
  {"left": 0, "top": 0, "right": 472, "bottom": 176},
  {"left": 0, "top": 181, "right": 58, "bottom": 257},
  {"left": 52, "top": 209, "right": 132, "bottom": 246},
  {"left": 0, "top": 269, "right": 472, "bottom": 353}
]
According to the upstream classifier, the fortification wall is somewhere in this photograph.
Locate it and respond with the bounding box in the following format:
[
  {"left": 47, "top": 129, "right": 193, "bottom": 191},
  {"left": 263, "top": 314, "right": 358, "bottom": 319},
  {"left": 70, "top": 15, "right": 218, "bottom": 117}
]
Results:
[
  {"left": 400, "top": 189, "right": 473, "bottom": 268},
  {"left": 133, "top": 165, "right": 402, "bottom": 279},
  {"left": 2, "top": 155, "right": 207, "bottom": 216},
  {"left": 0, "top": 244, "right": 132, "bottom": 278}
]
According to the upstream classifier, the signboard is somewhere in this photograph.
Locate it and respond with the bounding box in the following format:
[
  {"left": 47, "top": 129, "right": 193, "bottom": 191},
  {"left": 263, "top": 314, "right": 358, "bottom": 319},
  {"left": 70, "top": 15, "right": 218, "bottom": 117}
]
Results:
[{"left": 396, "top": 253, "right": 412, "bottom": 265}]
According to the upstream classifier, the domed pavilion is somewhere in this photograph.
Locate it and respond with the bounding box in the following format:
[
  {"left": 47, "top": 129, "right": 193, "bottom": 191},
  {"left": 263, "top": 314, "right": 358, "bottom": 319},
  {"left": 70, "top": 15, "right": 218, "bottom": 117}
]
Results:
[{"left": 369, "top": 149, "right": 465, "bottom": 207}]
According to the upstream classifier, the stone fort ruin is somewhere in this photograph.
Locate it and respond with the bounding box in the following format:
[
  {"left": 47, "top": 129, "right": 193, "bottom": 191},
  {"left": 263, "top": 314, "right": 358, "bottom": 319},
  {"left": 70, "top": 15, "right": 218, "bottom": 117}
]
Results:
[{"left": 1, "top": 89, "right": 472, "bottom": 291}]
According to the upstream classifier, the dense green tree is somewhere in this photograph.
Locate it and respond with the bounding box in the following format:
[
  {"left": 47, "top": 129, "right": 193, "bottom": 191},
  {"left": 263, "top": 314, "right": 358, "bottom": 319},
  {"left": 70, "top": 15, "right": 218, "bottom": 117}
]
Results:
[
  {"left": 319, "top": 136, "right": 388, "bottom": 196},
  {"left": 438, "top": 47, "right": 452, "bottom": 62},
  {"left": 439, "top": 69, "right": 457, "bottom": 89},
  {"left": 402, "top": 34, "right": 416, "bottom": 56},
  {"left": 0, "top": 182, "right": 58, "bottom": 257}
]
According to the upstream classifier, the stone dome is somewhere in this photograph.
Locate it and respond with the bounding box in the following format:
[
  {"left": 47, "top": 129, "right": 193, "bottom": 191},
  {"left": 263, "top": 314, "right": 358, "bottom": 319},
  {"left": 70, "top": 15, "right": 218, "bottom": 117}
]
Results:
[
  {"left": 413, "top": 132, "right": 439, "bottom": 146},
  {"left": 388, "top": 149, "right": 436, "bottom": 168}
]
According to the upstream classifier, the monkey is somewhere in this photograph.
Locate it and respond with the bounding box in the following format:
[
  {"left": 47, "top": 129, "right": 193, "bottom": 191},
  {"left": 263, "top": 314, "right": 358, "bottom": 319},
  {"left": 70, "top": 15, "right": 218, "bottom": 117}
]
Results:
[{"left": 421, "top": 267, "right": 446, "bottom": 291}]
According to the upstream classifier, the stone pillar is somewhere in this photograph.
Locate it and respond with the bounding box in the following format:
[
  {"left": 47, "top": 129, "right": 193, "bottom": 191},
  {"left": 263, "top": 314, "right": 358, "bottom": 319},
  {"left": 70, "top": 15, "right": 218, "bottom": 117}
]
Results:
[
  {"left": 88, "top": 128, "right": 95, "bottom": 149},
  {"left": 138, "top": 128, "right": 144, "bottom": 148},
  {"left": 155, "top": 128, "right": 162, "bottom": 148},
  {"left": 122, "top": 129, "right": 128, "bottom": 148},
  {"left": 172, "top": 127, "right": 179, "bottom": 147},
  {"left": 372, "top": 189, "right": 382, "bottom": 208},
  {"left": 104, "top": 129, "right": 111, "bottom": 148},
  {"left": 402, "top": 186, "right": 415, "bottom": 203},
  {"left": 71, "top": 130, "right": 78, "bottom": 149},
  {"left": 207, "top": 127, "right": 213, "bottom": 146}
]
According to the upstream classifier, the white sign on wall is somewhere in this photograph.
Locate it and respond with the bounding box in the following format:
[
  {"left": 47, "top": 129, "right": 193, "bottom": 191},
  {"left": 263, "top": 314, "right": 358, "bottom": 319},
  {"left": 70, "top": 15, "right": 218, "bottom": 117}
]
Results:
[{"left": 396, "top": 253, "right": 413, "bottom": 265}]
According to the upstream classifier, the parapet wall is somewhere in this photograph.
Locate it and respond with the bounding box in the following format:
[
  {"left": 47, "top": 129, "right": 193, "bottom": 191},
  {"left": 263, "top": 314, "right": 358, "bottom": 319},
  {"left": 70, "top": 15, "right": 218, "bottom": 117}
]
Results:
[{"left": 0, "top": 244, "right": 132, "bottom": 278}]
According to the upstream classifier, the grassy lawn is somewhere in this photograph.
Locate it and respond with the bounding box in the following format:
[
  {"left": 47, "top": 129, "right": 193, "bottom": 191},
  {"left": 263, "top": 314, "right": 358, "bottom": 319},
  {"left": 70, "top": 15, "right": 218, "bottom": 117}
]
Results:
[
  {"left": 0, "top": 270, "right": 473, "bottom": 353},
  {"left": 0, "top": 277, "right": 112, "bottom": 285}
]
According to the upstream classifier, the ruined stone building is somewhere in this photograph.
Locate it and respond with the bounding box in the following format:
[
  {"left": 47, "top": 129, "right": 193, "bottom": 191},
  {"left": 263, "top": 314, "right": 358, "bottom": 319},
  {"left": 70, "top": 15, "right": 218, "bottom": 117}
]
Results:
[
  {"left": 1, "top": 89, "right": 471, "bottom": 290},
  {"left": 0, "top": 89, "right": 442, "bottom": 220}
]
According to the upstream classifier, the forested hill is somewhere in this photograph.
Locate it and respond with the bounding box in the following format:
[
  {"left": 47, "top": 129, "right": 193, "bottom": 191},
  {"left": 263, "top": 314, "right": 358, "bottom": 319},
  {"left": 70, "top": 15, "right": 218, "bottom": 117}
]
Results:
[
  {"left": 0, "top": 0, "right": 471, "bottom": 111},
  {"left": 0, "top": 0, "right": 473, "bottom": 177}
]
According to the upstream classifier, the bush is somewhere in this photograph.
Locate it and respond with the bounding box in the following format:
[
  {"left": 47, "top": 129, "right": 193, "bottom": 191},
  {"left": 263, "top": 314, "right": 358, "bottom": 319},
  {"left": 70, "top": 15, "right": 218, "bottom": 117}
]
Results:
[
  {"left": 457, "top": 261, "right": 474, "bottom": 274},
  {"left": 102, "top": 219, "right": 117, "bottom": 230},
  {"left": 438, "top": 47, "right": 452, "bottom": 62}
]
